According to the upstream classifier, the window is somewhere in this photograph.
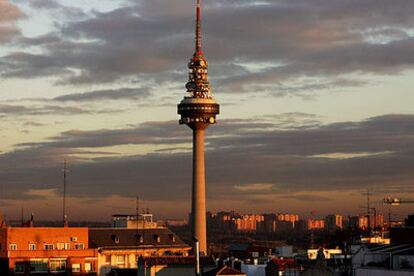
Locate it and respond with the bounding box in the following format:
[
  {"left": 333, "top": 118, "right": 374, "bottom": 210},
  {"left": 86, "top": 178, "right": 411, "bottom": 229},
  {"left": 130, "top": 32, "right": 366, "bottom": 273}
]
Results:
[
  {"left": 44, "top": 244, "right": 54, "bottom": 250},
  {"left": 74, "top": 243, "right": 84, "bottom": 250},
  {"left": 30, "top": 260, "right": 48, "bottom": 272},
  {"left": 153, "top": 235, "right": 160, "bottom": 243},
  {"left": 116, "top": 255, "right": 125, "bottom": 267},
  {"left": 72, "top": 263, "right": 80, "bottom": 273},
  {"left": 57, "top": 243, "right": 70, "bottom": 250},
  {"left": 14, "top": 262, "right": 25, "bottom": 273},
  {"left": 111, "top": 234, "right": 119, "bottom": 244},
  {"left": 105, "top": 255, "right": 111, "bottom": 264},
  {"left": 50, "top": 259, "right": 66, "bottom": 272},
  {"left": 29, "top": 244, "right": 36, "bottom": 250},
  {"left": 85, "top": 262, "right": 92, "bottom": 272},
  {"left": 136, "top": 234, "right": 144, "bottom": 243},
  {"left": 10, "top": 244, "right": 17, "bottom": 250}
]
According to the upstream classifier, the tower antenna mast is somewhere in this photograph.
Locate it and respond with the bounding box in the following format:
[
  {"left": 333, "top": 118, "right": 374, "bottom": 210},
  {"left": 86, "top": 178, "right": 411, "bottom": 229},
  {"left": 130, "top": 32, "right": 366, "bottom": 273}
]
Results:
[{"left": 196, "top": 0, "right": 202, "bottom": 54}]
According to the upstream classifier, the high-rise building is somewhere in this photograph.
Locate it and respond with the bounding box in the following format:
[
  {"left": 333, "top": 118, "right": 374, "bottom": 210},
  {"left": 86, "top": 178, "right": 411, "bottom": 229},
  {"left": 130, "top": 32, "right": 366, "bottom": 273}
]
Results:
[
  {"left": 359, "top": 213, "right": 384, "bottom": 230},
  {"left": 234, "top": 215, "right": 264, "bottom": 232},
  {"left": 277, "top": 213, "right": 299, "bottom": 228},
  {"left": 325, "top": 214, "right": 343, "bottom": 231},
  {"left": 307, "top": 219, "right": 325, "bottom": 230},
  {"left": 177, "top": 0, "right": 219, "bottom": 255},
  {"left": 263, "top": 214, "right": 278, "bottom": 233}
]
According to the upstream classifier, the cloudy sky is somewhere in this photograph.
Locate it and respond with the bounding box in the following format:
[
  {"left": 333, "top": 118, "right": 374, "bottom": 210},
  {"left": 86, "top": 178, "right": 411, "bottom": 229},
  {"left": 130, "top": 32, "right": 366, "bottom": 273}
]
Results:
[{"left": 1, "top": 0, "right": 414, "bottom": 222}]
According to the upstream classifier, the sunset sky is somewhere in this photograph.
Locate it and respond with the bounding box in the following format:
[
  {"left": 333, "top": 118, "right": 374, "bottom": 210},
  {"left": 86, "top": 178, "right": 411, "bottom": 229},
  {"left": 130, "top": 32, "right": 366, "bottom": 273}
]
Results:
[{"left": 1, "top": 0, "right": 414, "bottom": 221}]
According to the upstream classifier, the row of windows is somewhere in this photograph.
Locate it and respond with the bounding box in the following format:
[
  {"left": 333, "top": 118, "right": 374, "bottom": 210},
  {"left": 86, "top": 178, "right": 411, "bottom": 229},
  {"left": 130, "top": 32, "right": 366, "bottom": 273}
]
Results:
[
  {"left": 9, "top": 243, "right": 84, "bottom": 251},
  {"left": 179, "top": 106, "right": 217, "bottom": 111},
  {"left": 110, "top": 234, "right": 175, "bottom": 244},
  {"left": 14, "top": 260, "right": 92, "bottom": 273},
  {"left": 104, "top": 255, "right": 125, "bottom": 266}
]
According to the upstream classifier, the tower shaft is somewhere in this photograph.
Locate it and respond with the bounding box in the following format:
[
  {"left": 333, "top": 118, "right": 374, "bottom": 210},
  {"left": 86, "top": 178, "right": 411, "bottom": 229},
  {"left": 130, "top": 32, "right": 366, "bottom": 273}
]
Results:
[{"left": 192, "top": 128, "right": 207, "bottom": 254}]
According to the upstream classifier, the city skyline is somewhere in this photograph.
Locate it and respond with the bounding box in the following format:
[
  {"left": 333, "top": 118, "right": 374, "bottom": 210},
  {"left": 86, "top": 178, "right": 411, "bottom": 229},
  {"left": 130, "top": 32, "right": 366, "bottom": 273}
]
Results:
[{"left": 1, "top": 0, "right": 414, "bottom": 221}]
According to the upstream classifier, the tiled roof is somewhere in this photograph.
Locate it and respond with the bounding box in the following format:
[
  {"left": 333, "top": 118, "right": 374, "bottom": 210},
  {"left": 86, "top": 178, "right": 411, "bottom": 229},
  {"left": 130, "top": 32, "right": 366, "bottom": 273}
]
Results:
[
  {"left": 139, "top": 256, "right": 216, "bottom": 266},
  {"left": 204, "top": 265, "right": 246, "bottom": 276},
  {"left": 370, "top": 243, "right": 412, "bottom": 253},
  {"left": 89, "top": 228, "right": 190, "bottom": 249},
  {"left": 229, "top": 244, "right": 249, "bottom": 251}
]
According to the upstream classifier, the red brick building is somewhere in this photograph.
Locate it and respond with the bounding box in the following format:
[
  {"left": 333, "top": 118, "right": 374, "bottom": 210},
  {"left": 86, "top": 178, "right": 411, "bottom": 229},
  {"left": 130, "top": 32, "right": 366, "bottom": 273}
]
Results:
[{"left": 0, "top": 227, "right": 97, "bottom": 274}]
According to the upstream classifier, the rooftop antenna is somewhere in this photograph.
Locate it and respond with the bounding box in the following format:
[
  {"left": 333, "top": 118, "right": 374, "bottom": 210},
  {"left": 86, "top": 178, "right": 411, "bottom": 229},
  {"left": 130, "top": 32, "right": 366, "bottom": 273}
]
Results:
[
  {"left": 136, "top": 196, "right": 139, "bottom": 243},
  {"left": 29, "top": 213, "right": 34, "bottom": 227},
  {"left": 62, "top": 160, "right": 69, "bottom": 227},
  {"left": 21, "top": 207, "right": 24, "bottom": 226}
]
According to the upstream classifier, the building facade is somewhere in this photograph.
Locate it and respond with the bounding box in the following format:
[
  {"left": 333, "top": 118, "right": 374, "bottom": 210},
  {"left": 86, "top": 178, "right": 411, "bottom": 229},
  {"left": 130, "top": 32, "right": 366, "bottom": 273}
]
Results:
[
  {"left": 89, "top": 228, "right": 191, "bottom": 275},
  {"left": 359, "top": 213, "right": 384, "bottom": 230},
  {"left": 277, "top": 214, "right": 299, "bottom": 228},
  {"left": 0, "top": 227, "right": 97, "bottom": 274},
  {"left": 234, "top": 215, "right": 264, "bottom": 232},
  {"left": 307, "top": 219, "right": 325, "bottom": 230},
  {"left": 325, "top": 214, "right": 343, "bottom": 231}
]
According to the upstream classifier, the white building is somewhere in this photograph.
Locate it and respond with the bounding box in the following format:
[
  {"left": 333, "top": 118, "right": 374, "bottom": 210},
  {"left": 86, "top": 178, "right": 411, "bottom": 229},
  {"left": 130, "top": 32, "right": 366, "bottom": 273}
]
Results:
[{"left": 352, "top": 243, "right": 414, "bottom": 275}]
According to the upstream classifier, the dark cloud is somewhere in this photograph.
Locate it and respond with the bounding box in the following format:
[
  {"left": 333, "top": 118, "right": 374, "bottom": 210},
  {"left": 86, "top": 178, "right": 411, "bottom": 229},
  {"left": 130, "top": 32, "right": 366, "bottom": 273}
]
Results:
[
  {"left": 13, "top": 0, "right": 86, "bottom": 18},
  {"left": 0, "top": 103, "right": 120, "bottom": 117},
  {"left": 278, "top": 194, "right": 332, "bottom": 202},
  {"left": 53, "top": 87, "right": 151, "bottom": 102},
  {"left": 24, "top": 0, "right": 62, "bottom": 10},
  {"left": 1, "top": 113, "right": 414, "bottom": 207},
  {"left": 22, "top": 121, "right": 46, "bottom": 127},
  {"left": 2, "top": 0, "right": 414, "bottom": 96}
]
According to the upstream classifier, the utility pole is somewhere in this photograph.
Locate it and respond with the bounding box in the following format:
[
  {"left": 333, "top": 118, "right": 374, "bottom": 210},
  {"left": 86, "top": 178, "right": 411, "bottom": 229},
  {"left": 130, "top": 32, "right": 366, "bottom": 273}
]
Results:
[
  {"left": 62, "top": 160, "right": 69, "bottom": 227},
  {"left": 370, "top": 207, "right": 377, "bottom": 230},
  {"left": 136, "top": 196, "right": 140, "bottom": 222},
  {"left": 310, "top": 211, "right": 315, "bottom": 249},
  {"left": 388, "top": 206, "right": 392, "bottom": 229}
]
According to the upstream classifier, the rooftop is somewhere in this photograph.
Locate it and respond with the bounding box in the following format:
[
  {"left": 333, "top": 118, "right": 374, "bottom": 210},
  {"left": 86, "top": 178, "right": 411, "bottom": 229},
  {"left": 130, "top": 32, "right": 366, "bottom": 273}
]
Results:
[
  {"left": 204, "top": 265, "right": 246, "bottom": 276},
  {"left": 89, "top": 228, "right": 190, "bottom": 249}
]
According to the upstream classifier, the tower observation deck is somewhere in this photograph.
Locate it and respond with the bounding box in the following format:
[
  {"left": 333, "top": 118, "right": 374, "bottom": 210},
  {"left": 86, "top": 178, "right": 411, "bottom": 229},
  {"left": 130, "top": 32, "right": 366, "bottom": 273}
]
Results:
[{"left": 177, "top": 0, "right": 219, "bottom": 255}]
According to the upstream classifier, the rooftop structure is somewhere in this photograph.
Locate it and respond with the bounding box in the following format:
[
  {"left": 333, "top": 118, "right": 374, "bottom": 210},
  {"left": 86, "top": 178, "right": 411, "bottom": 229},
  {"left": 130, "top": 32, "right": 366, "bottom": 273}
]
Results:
[
  {"left": 112, "top": 213, "right": 159, "bottom": 229},
  {"left": 109, "top": 256, "right": 216, "bottom": 276}
]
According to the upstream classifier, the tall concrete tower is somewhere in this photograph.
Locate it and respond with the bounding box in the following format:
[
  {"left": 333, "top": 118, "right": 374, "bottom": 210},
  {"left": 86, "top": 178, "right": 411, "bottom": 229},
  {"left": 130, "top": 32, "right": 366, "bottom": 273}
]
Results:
[{"left": 177, "top": 0, "right": 219, "bottom": 255}]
